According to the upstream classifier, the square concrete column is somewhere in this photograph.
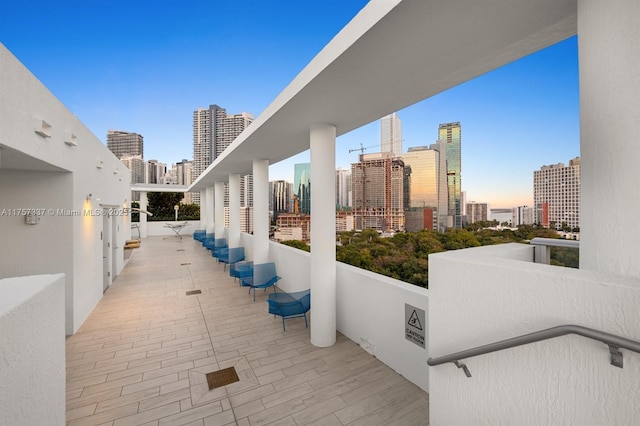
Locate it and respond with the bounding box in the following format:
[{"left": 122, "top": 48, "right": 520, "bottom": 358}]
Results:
[
  {"left": 228, "top": 174, "right": 241, "bottom": 247},
  {"left": 252, "top": 159, "right": 270, "bottom": 264},
  {"left": 578, "top": 0, "right": 640, "bottom": 277},
  {"left": 205, "top": 187, "right": 214, "bottom": 234},
  {"left": 214, "top": 181, "right": 225, "bottom": 237},
  {"left": 310, "top": 123, "right": 337, "bottom": 347}
]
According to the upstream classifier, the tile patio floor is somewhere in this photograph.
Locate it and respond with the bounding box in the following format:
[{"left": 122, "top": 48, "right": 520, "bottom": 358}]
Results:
[{"left": 65, "top": 236, "right": 429, "bottom": 425}]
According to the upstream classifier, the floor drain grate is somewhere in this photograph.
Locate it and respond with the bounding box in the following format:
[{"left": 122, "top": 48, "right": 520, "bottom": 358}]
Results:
[
  {"left": 206, "top": 367, "right": 240, "bottom": 390},
  {"left": 180, "top": 262, "right": 191, "bottom": 266},
  {"left": 176, "top": 249, "right": 185, "bottom": 252},
  {"left": 185, "top": 290, "right": 202, "bottom": 295}
]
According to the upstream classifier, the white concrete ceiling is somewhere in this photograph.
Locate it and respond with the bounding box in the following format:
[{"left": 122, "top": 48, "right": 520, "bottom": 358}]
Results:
[{"left": 190, "top": 0, "right": 577, "bottom": 191}]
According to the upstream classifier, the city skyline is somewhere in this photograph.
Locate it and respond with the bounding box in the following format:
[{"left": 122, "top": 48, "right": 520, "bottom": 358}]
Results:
[{"left": 0, "top": 1, "right": 579, "bottom": 208}]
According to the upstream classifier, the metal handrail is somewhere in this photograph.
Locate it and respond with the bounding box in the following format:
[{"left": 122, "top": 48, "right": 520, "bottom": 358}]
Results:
[
  {"left": 530, "top": 237, "right": 580, "bottom": 248},
  {"left": 427, "top": 325, "right": 640, "bottom": 377}
]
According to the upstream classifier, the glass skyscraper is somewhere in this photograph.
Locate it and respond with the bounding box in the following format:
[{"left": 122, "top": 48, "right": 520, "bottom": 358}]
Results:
[
  {"left": 380, "top": 112, "right": 402, "bottom": 156},
  {"left": 402, "top": 145, "right": 446, "bottom": 230},
  {"left": 439, "top": 122, "right": 462, "bottom": 228},
  {"left": 294, "top": 163, "right": 311, "bottom": 214}
]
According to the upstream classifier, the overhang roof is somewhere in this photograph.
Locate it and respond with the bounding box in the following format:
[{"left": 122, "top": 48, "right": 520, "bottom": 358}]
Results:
[
  {"left": 190, "top": 0, "right": 577, "bottom": 191},
  {"left": 131, "top": 183, "right": 188, "bottom": 193}
]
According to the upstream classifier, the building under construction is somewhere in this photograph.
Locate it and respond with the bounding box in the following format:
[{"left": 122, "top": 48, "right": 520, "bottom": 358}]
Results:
[{"left": 351, "top": 152, "right": 407, "bottom": 232}]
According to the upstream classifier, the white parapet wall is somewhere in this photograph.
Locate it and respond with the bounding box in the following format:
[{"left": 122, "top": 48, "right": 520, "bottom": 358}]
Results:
[
  {"left": 142, "top": 220, "right": 201, "bottom": 238},
  {"left": 267, "top": 239, "right": 429, "bottom": 392},
  {"left": 428, "top": 243, "right": 640, "bottom": 425},
  {"left": 0, "top": 274, "right": 66, "bottom": 425},
  {"left": 336, "top": 262, "right": 429, "bottom": 392}
]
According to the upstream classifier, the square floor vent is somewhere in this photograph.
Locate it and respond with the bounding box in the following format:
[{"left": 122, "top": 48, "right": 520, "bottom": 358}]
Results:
[{"left": 206, "top": 367, "right": 240, "bottom": 390}]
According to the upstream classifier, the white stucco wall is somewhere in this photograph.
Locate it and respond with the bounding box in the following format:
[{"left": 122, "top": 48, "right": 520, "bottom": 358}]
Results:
[
  {"left": 0, "top": 43, "right": 130, "bottom": 334},
  {"left": 267, "top": 240, "right": 429, "bottom": 391},
  {"left": 268, "top": 240, "right": 311, "bottom": 293},
  {"left": 579, "top": 0, "right": 640, "bottom": 279},
  {"left": 429, "top": 244, "right": 640, "bottom": 425},
  {"left": 240, "top": 232, "right": 254, "bottom": 261},
  {"left": 336, "top": 262, "right": 429, "bottom": 392},
  {"left": 0, "top": 274, "right": 66, "bottom": 426}
]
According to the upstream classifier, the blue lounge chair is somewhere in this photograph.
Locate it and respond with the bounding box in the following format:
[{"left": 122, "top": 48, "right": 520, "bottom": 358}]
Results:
[
  {"left": 203, "top": 233, "right": 215, "bottom": 249},
  {"left": 193, "top": 230, "right": 206, "bottom": 242},
  {"left": 240, "top": 262, "right": 280, "bottom": 301},
  {"left": 268, "top": 290, "right": 310, "bottom": 331},
  {"left": 219, "top": 247, "right": 245, "bottom": 271},
  {"left": 230, "top": 261, "right": 253, "bottom": 283},
  {"left": 211, "top": 238, "right": 228, "bottom": 258}
]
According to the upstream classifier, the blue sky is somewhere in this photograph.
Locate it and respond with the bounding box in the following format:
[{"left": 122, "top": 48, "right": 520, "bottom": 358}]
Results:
[{"left": 1, "top": 1, "right": 579, "bottom": 208}]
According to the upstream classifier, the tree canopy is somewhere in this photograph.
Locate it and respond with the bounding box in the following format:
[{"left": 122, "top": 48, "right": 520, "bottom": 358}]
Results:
[
  {"left": 146, "top": 192, "right": 200, "bottom": 221},
  {"left": 281, "top": 224, "right": 578, "bottom": 289}
]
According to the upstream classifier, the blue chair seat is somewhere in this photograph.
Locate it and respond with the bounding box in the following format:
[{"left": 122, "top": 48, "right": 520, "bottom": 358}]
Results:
[
  {"left": 193, "top": 230, "right": 206, "bottom": 242},
  {"left": 240, "top": 262, "right": 280, "bottom": 301},
  {"left": 230, "top": 261, "right": 253, "bottom": 282},
  {"left": 268, "top": 290, "right": 310, "bottom": 331},
  {"left": 203, "top": 236, "right": 216, "bottom": 250},
  {"left": 211, "top": 238, "right": 228, "bottom": 258},
  {"left": 219, "top": 247, "right": 245, "bottom": 271}
]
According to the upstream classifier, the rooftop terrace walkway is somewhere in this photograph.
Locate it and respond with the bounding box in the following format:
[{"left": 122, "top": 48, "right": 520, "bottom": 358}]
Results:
[{"left": 65, "top": 236, "right": 429, "bottom": 426}]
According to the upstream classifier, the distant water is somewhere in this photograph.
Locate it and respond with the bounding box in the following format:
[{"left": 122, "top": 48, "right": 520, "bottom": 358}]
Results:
[{"left": 490, "top": 209, "right": 512, "bottom": 224}]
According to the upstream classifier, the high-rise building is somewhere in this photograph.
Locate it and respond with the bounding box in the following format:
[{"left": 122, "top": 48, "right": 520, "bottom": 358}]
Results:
[
  {"left": 294, "top": 163, "right": 311, "bottom": 214},
  {"left": 271, "top": 180, "right": 292, "bottom": 222},
  {"left": 351, "top": 152, "right": 406, "bottom": 231},
  {"left": 240, "top": 207, "right": 253, "bottom": 235},
  {"left": 466, "top": 202, "right": 489, "bottom": 224},
  {"left": 335, "top": 168, "right": 351, "bottom": 210},
  {"left": 107, "top": 130, "right": 143, "bottom": 159},
  {"left": 164, "top": 167, "right": 178, "bottom": 185},
  {"left": 120, "top": 155, "right": 145, "bottom": 184},
  {"left": 223, "top": 175, "right": 254, "bottom": 233},
  {"left": 439, "top": 122, "right": 462, "bottom": 228},
  {"left": 275, "top": 213, "right": 311, "bottom": 242},
  {"left": 146, "top": 160, "right": 166, "bottom": 184},
  {"left": 192, "top": 105, "right": 253, "bottom": 204},
  {"left": 380, "top": 112, "right": 402, "bottom": 156},
  {"left": 241, "top": 175, "right": 253, "bottom": 208},
  {"left": 401, "top": 145, "right": 447, "bottom": 230},
  {"left": 512, "top": 206, "right": 534, "bottom": 226},
  {"left": 533, "top": 157, "right": 580, "bottom": 230},
  {"left": 175, "top": 159, "right": 193, "bottom": 186},
  {"left": 120, "top": 155, "right": 145, "bottom": 201},
  {"left": 175, "top": 159, "right": 194, "bottom": 204}
]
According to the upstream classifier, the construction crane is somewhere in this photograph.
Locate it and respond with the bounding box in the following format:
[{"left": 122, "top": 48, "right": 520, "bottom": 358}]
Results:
[{"left": 348, "top": 143, "right": 379, "bottom": 154}]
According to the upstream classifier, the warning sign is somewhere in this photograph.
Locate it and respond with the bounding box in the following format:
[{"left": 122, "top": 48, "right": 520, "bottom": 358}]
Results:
[{"left": 405, "top": 304, "right": 425, "bottom": 348}]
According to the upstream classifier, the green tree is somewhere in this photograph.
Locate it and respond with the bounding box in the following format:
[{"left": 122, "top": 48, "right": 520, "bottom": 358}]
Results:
[
  {"left": 177, "top": 203, "right": 200, "bottom": 220},
  {"left": 280, "top": 240, "right": 310, "bottom": 252},
  {"left": 147, "top": 192, "right": 184, "bottom": 221}
]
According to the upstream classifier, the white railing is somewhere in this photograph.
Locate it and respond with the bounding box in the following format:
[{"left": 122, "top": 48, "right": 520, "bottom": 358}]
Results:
[{"left": 530, "top": 237, "right": 580, "bottom": 264}]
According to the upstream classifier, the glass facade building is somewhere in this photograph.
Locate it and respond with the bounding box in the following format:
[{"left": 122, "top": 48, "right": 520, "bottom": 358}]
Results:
[
  {"left": 402, "top": 146, "right": 444, "bottom": 230},
  {"left": 294, "top": 163, "right": 311, "bottom": 214},
  {"left": 439, "top": 122, "right": 462, "bottom": 228},
  {"left": 380, "top": 112, "right": 402, "bottom": 156}
]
